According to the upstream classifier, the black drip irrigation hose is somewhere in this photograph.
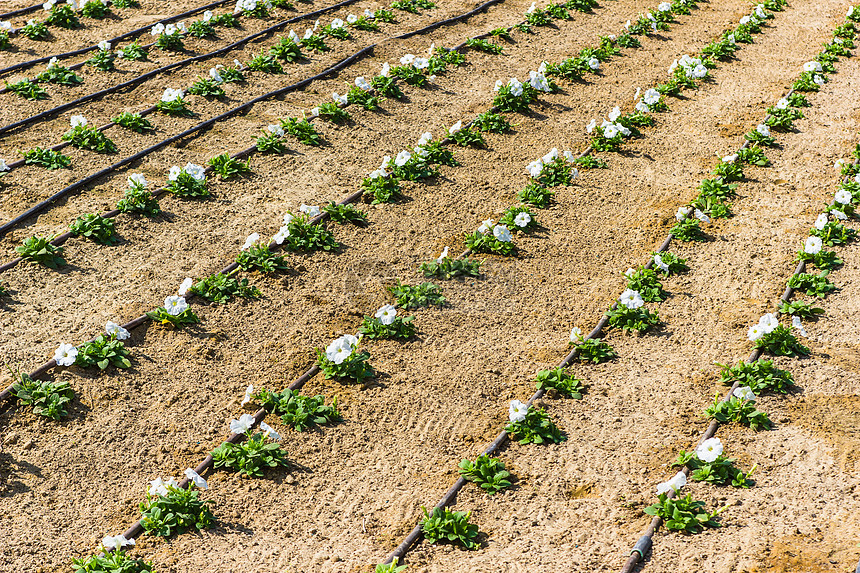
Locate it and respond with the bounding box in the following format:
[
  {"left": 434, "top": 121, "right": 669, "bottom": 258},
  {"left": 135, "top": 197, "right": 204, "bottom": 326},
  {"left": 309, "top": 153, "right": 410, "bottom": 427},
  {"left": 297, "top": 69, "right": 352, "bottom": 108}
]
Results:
[
  {"left": 0, "top": 0, "right": 507, "bottom": 240},
  {"left": 0, "top": 2, "right": 42, "bottom": 20},
  {"left": 0, "top": 0, "right": 510, "bottom": 399},
  {"left": 0, "top": 0, "right": 368, "bottom": 137},
  {"left": 0, "top": 0, "right": 235, "bottom": 77}
]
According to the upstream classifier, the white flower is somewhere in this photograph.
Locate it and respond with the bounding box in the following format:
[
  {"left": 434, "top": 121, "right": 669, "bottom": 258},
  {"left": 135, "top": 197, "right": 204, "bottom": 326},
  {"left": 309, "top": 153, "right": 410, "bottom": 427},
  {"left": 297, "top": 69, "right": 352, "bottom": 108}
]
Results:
[
  {"left": 0, "top": 21, "right": 11, "bottom": 31},
  {"left": 739, "top": 15, "right": 750, "bottom": 25},
  {"left": 168, "top": 165, "right": 182, "bottom": 181},
  {"left": 97, "top": 40, "right": 111, "bottom": 51},
  {"left": 619, "top": 289, "right": 644, "bottom": 309},
  {"left": 105, "top": 321, "right": 130, "bottom": 340},
  {"left": 0, "top": 159, "right": 7, "bottom": 172},
  {"left": 775, "top": 98, "right": 789, "bottom": 109},
  {"left": 436, "top": 246, "right": 449, "bottom": 263},
  {"left": 569, "top": 326, "right": 582, "bottom": 341},
  {"left": 332, "top": 92, "right": 347, "bottom": 105},
  {"left": 804, "top": 236, "right": 822, "bottom": 255},
  {"left": 70, "top": 114, "right": 87, "bottom": 127},
  {"left": 355, "top": 76, "right": 371, "bottom": 91},
  {"left": 758, "top": 313, "right": 779, "bottom": 333},
  {"left": 346, "top": 14, "right": 357, "bottom": 24},
  {"left": 526, "top": 1, "right": 536, "bottom": 13},
  {"left": 733, "top": 386, "right": 755, "bottom": 401},
  {"left": 230, "top": 413, "right": 255, "bottom": 434},
  {"left": 493, "top": 224, "right": 512, "bottom": 242},
  {"left": 161, "top": 88, "right": 184, "bottom": 103},
  {"left": 176, "top": 21, "right": 187, "bottom": 33},
  {"left": 616, "top": 123, "right": 631, "bottom": 137},
  {"left": 310, "top": 107, "right": 320, "bottom": 117},
  {"left": 477, "top": 218, "right": 494, "bottom": 234},
  {"left": 330, "top": 17, "right": 344, "bottom": 29},
  {"left": 241, "top": 384, "right": 254, "bottom": 405},
  {"left": 694, "top": 209, "right": 710, "bottom": 223},
  {"left": 722, "top": 153, "right": 738, "bottom": 163},
  {"left": 364, "top": 8, "right": 374, "bottom": 17},
  {"left": 814, "top": 213, "right": 828, "bottom": 230},
  {"left": 380, "top": 62, "right": 390, "bottom": 76},
  {"left": 748, "top": 323, "right": 764, "bottom": 341},
  {"left": 653, "top": 254, "right": 669, "bottom": 273},
  {"left": 394, "top": 150, "right": 411, "bottom": 167},
  {"left": 184, "top": 468, "right": 208, "bottom": 489},
  {"left": 656, "top": 471, "right": 686, "bottom": 494},
  {"left": 325, "top": 336, "right": 355, "bottom": 364},
  {"left": 288, "top": 29, "right": 299, "bottom": 42},
  {"left": 203, "top": 10, "right": 213, "bottom": 21},
  {"left": 607, "top": 106, "right": 621, "bottom": 122},
  {"left": 813, "top": 74, "right": 824, "bottom": 86},
  {"left": 588, "top": 57, "right": 600, "bottom": 70},
  {"left": 508, "top": 78, "right": 523, "bottom": 97},
  {"left": 792, "top": 315, "right": 808, "bottom": 337},
  {"left": 658, "top": 1, "right": 671, "bottom": 10},
  {"left": 643, "top": 88, "right": 660, "bottom": 105},
  {"left": 148, "top": 477, "right": 178, "bottom": 497},
  {"left": 756, "top": 124, "right": 770, "bottom": 137},
  {"left": 635, "top": 101, "right": 650, "bottom": 113},
  {"left": 54, "top": 343, "right": 78, "bottom": 366},
  {"left": 448, "top": 120, "right": 462, "bottom": 135},
  {"left": 528, "top": 70, "right": 550, "bottom": 92},
  {"left": 284, "top": 211, "right": 296, "bottom": 224},
  {"left": 695, "top": 437, "right": 723, "bottom": 463},
  {"left": 101, "top": 535, "right": 134, "bottom": 551},
  {"left": 242, "top": 233, "right": 260, "bottom": 250},
  {"left": 209, "top": 67, "right": 223, "bottom": 83},
  {"left": 399, "top": 53, "right": 415, "bottom": 65},
  {"left": 509, "top": 400, "right": 528, "bottom": 422},
  {"left": 164, "top": 295, "right": 189, "bottom": 316},
  {"left": 514, "top": 212, "right": 531, "bottom": 228},
  {"left": 176, "top": 277, "right": 193, "bottom": 297},
  {"left": 375, "top": 304, "right": 397, "bottom": 325},
  {"left": 493, "top": 79, "right": 504, "bottom": 92},
  {"left": 303, "top": 28, "right": 313, "bottom": 40},
  {"left": 834, "top": 188, "right": 852, "bottom": 204},
  {"left": 803, "top": 61, "right": 822, "bottom": 73},
  {"left": 692, "top": 64, "right": 708, "bottom": 78},
  {"left": 233, "top": 59, "right": 244, "bottom": 70},
  {"left": 755, "top": 4, "right": 766, "bottom": 18},
  {"left": 272, "top": 225, "right": 290, "bottom": 245},
  {"left": 413, "top": 57, "right": 429, "bottom": 69},
  {"left": 266, "top": 124, "right": 284, "bottom": 137},
  {"left": 563, "top": 150, "right": 575, "bottom": 163},
  {"left": 624, "top": 267, "right": 636, "bottom": 278},
  {"left": 586, "top": 118, "right": 597, "bottom": 133},
  {"left": 831, "top": 209, "right": 847, "bottom": 221},
  {"left": 164, "top": 23, "right": 177, "bottom": 36},
  {"left": 417, "top": 132, "right": 432, "bottom": 146},
  {"left": 259, "top": 421, "right": 281, "bottom": 440},
  {"left": 183, "top": 163, "right": 206, "bottom": 181},
  {"left": 300, "top": 204, "right": 320, "bottom": 217},
  {"left": 150, "top": 22, "right": 165, "bottom": 35},
  {"left": 603, "top": 124, "right": 618, "bottom": 139}
]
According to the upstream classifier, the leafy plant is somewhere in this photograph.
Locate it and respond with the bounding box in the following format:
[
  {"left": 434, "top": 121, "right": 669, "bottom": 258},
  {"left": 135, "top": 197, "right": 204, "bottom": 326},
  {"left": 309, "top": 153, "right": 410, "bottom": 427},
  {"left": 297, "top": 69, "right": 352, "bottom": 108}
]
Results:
[
  {"left": 451, "top": 127, "right": 486, "bottom": 148},
  {"left": 62, "top": 125, "right": 117, "bottom": 153},
  {"left": 347, "top": 87, "right": 379, "bottom": 110},
  {"left": 167, "top": 172, "right": 208, "bottom": 198},
  {"left": 211, "top": 433, "right": 288, "bottom": 477},
  {"left": 37, "top": 63, "right": 82, "bottom": 85},
  {"left": 316, "top": 101, "right": 350, "bottom": 123},
  {"left": 374, "top": 8, "right": 396, "bottom": 22},
  {"left": 218, "top": 66, "right": 245, "bottom": 83},
  {"left": 256, "top": 129, "right": 287, "bottom": 154},
  {"left": 236, "top": 244, "right": 289, "bottom": 273},
  {"left": 737, "top": 146, "right": 769, "bottom": 166},
  {"left": 87, "top": 48, "right": 115, "bottom": 71},
  {"left": 71, "top": 551, "right": 154, "bottom": 573},
  {"left": 525, "top": 8, "right": 551, "bottom": 26},
  {"left": 359, "top": 314, "right": 415, "bottom": 340},
  {"left": 81, "top": 0, "right": 110, "bottom": 18},
  {"left": 389, "top": 281, "right": 445, "bottom": 309},
  {"left": 269, "top": 37, "right": 304, "bottom": 62},
  {"left": 119, "top": 41, "right": 148, "bottom": 61},
  {"left": 322, "top": 202, "right": 367, "bottom": 224},
  {"left": 464, "top": 230, "right": 515, "bottom": 256},
  {"left": 718, "top": 359, "right": 794, "bottom": 394},
  {"left": 606, "top": 305, "right": 661, "bottom": 333},
  {"left": 506, "top": 406, "right": 566, "bottom": 444},
  {"left": 777, "top": 300, "right": 823, "bottom": 319},
  {"left": 321, "top": 23, "right": 350, "bottom": 40},
  {"left": 572, "top": 155, "right": 607, "bottom": 169},
  {"left": 534, "top": 367, "right": 584, "bottom": 398},
  {"left": 712, "top": 160, "right": 743, "bottom": 182},
  {"left": 466, "top": 37, "right": 503, "bottom": 54},
  {"left": 350, "top": 15, "right": 378, "bottom": 30},
  {"left": 810, "top": 221, "right": 856, "bottom": 246},
  {"left": 492, "top": 82, "right": 535, "bottom": 113},
  {"left": 517, "top": 182, "right": 554, "bottom": 208},
  {"left": 362, "top": 175, "right": 402, "bottom": 204},
  {"left": 670, "top": 218, "right": 706, "bottom": 241},
  {"left": 371, "top": 75, "right": 404, "bottom": 99},
  {"left": 420, "top": 506, "right": 480, "bottom": 549},
  {"left": 45, "top": 4, "right": 80, "bottom": 28},
  {"left": 211, "top": 13, "right": 239, "bottom": 27},
  {"left": 473, "top": 111, "right": 511, "bottom": 133},
  {"left": 754, "top": 324, "right": 809, "bottom": 356},
  {"left": 146, "top": 306, "right": 199, "bottom": 328},
  {"left": 787, "top": 92, "right": 811, "bottom": 107},
  {"left": 156, "top": 96, "right": 192, "bottom": 117},
  {"left": 187, "top": 19, "right": 215, "bottom": 38},
  {"left": 590, "top": 128, "right": 623, "bottom": 152},
  {"left": 299, "top": 33, "right": 329, "bottom": 53},
  {"left": 673, "top": 449, "right": 754, "bottom": 488},
  {"left": 11, "top": 373, "right": 73, "bottom": 420},
  {"left": 625, "top": 267, "right": 665, "bottom": 302},
  {"left": 316, "top": 346, "right": 374, "bottom": 384},
  {"left": 458, "top": 455, "right": 512, "bottom": 494},
  {"left": 5, "top": 79, "right": 48, "bottom": 100},
  {"left": 766, "top": 107, "right": 803, "bottom": 131},
  {"left": 21, "top": 20, "right": 50, "bottom": 40},
  {"left": 792, "top": 71, "right": 824, "bottom": 92},
  {"left": 116, "top": 185, "right": 160, "bottom": 216},
  {"left": 207, "top": 153, "right": 251, "bottom": 179},
  {"left": 281, "top": 117, "right": 322, "bottom": 146},
  {"left": 499, "top": 205, "right": 538, "bottom": 232},
  {"left": 112, "top": 111, "right": 154, "bottom": 133},
  {"left": 139, "top": 485, "right": 214, "bottom": 537},
  {"left": 188, "top": 78, "right": 225, "bottom": 97},
  {"left": 651, "top": 251, "right": 688, "bottom": 275},
  {"left": 644, "top": 493, "right": 723, "bottom": 533},
  {"left": 75, "top": 334, "right": 131, "bottom": 370},
  {"left": 154, "top": 32, "right": 184, "bottom": 51},
  {"left": 574, "top": 337, "right": 616, "bottom": 363},
  {"left": 282, "top": 216, "right": 338, "bottom": 253},
  {"left": 15, "top": 236, "right": 65, "bottom": 268},
  {"left": 254, "top": 388, "right": 341, "bottom": 431},
  {"left": 787, "top": 271, "right": 836, "bottom": 298},
  {"left": 69, "top": 213, "right": 118, "bottom": 245},
  {"left": 190, "top": 272, "right": 261, "bottom": 304},
  {"left": 419, "top": 257, "right": 481, "bottom": 280},
  {"left": 704, "top": 393, "right": 771, "bottom": 430}
]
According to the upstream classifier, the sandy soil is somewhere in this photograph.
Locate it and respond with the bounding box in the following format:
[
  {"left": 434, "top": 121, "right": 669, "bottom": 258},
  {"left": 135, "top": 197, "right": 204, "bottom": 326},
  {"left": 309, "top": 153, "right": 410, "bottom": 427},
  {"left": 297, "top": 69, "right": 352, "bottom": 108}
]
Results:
[{"left": 1, "top": 0, "right": 859, "bottom": 571}]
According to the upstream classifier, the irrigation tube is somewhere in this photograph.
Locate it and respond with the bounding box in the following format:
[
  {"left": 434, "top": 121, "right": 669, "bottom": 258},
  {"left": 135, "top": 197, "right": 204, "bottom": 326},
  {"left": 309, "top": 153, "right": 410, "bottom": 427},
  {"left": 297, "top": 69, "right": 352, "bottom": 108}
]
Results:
[
  {"left": 0, "top": 2, "right": 42, "bottom": 20},
  {"left": 0, "top": 0, "right": 236, "bottom": 77},
  {"left": 0, "top": 0, "right": 510, "bottom": 240},
  {"left": 0, "top": 0, "right": 366, "bottom": 137}
]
